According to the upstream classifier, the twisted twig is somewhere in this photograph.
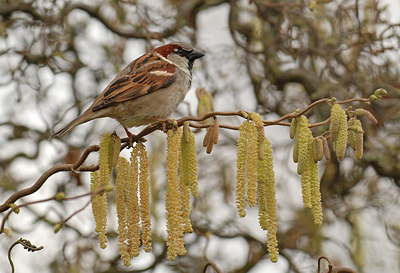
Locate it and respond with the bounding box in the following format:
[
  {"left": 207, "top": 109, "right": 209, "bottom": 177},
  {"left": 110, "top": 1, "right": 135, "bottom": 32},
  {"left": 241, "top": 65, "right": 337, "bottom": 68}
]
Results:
[
  {"left": 0, "top": 185, "right": 110, "bottom": 233},
  {"left": 318, "top": 256, "right": 358, "bottom": 273},
  {"left": 8, "top": 238, "right": 43, "bottom": 273}
]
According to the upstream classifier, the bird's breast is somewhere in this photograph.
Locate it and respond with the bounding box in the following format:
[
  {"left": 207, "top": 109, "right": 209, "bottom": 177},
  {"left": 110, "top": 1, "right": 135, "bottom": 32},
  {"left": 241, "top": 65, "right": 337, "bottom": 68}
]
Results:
[{"left": 111, "top": 70, "right": 192, "bottom": 128}]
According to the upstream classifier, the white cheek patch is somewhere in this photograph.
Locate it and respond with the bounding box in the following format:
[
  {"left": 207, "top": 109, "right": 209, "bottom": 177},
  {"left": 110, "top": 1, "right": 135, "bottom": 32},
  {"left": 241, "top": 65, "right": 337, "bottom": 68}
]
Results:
[
  {"left": 149, "top": 70, "right": 175, "bottom": 76},
  {"left": 154, "top": 52, "right": 173, "bottom": 64}
]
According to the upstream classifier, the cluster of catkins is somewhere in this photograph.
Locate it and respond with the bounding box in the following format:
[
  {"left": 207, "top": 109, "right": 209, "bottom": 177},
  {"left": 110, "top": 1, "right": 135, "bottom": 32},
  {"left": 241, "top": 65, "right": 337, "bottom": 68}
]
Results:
[
  {"left": 291, "top": 115, "right": 324, "bottom": 225},
  {"left": 235, "top": 112, "right": 279, "bottom": 263},
  {"left": 165, "top": 124, "right": 199, "bottom": 261},
  {"left": 90, "top": 124, "right": 199, "bottom": 265},
  {"left": 290, "top": 101, "right": 372, "bottom": 226},
  {"left": 90, "top": 133, "right": 121, "bottom": 250},
  {"left": 234, "top": 89, "right": 384, "bottom": 263},
  {"left": 89, "top": 89, "right": 386, "bottom": 267},
  {"left": 90, "top": 133, "right": 152, "bottom": 266}
]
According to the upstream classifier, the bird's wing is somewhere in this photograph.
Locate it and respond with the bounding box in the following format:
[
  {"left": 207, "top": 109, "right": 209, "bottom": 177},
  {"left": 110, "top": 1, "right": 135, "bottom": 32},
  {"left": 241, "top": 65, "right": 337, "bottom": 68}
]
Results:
[{"left": 92, "top": 53, "right": 176, "bottom": 111}]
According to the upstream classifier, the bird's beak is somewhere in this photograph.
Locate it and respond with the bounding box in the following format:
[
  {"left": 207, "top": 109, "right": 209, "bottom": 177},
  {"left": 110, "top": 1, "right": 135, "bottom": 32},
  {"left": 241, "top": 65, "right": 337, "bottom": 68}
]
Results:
[{"left": 188, "top": 49, "right": 205, "bottom": 61}]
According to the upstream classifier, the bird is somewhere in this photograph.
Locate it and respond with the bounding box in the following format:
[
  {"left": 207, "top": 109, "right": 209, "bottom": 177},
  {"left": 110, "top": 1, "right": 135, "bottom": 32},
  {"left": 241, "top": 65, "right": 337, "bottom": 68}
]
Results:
[{"left": 52, "top": 42, "right": 204, "bottom": 144}]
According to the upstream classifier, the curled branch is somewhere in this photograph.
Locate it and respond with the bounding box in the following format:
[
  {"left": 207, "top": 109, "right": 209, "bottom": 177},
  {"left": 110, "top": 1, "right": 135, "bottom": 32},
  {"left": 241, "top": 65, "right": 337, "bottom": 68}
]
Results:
[
  {"left": 203, "top": 261, "right": 223, "bottom": 273},
  {"left": 8, "top": 238, "right": 43, "bottom": 273},
  {"left": 318, "top": 256, "right": 358, "bottom": 273}
]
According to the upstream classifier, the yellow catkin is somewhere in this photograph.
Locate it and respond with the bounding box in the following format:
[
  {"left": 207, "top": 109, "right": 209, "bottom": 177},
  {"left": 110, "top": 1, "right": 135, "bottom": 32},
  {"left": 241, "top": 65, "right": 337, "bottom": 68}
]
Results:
[
  {"left": 301, "top": 163, "right": 312, "bottom": 209},
  {"left": 257, "top": 138, "right": 279, "bottom": 262},
  {"left": 181, "top": 131, "right": 193, "bottom": 184},
  {"left": 329, "top": 104, "right": 342, "bottom": 142},
  {"left": 348, "top": 117, "right": 356, "bottom": 150},
  {"left": 188, "top": 131, "right": 199, "bottom": 198},
  {"left": 312, "top": 138, "right": 319, "bottom": 163},
  {"left": 296, "top": 116, "right": 311, "bottom": 175},
  {"left": 348, "top": 118, "right": 364, "bottom": 159},
  {"left": 335, "top": 107, "right": 348, "bottom": 161},
  {"left": 99, "top": 132, "right": 114, "bottom": 184},
  {"left": 354, "top": 119, "right": 364, "bottom": 159},
  {"left": 250, "top": 112, "right": 265, "bottom": 160},
  {"left": 236, "top": 121, "right": 249, "bottom": 217},
  {"left": 316, "top": 137, "right": 323, "bottom": 162},
  {"left": 300, "top": 130, "right": 314, "bottom": 209},
  {"left": 257, "top": 128, "right": 265, "bottom": 161},
  {"left": 257, "top": 139, "right": 268, "bottom": 231},
  {"left": 181, "top": 130, "right": 199, "bottom": 197},
  {"left": 267, "top": 220, "right": 279, "bottom": 263},
  {"left": 257, "top": 179, "right": 268, "bottom": 230},
  {"left": 115, "top": 157, "right": 130, "bottom": 266},
  {"left": 112, "top": 134, "right": 121, "bottom": 167},
  {"left": 127, "top": 146, "right": 140, "bottom": 258},
  {"left": 183, "top": 121, "right": 190, "bottom": 143},
  {"left": 166, "top": 129, "right": 186, "bottom": 261},
  {"left": 138, "top": 143, "right": 152, "bottom": 252},
  {"left": 179, "top": 149, "right": 193, "bottom": 234},
  {"left": 264, "top": 138, "right": 279, "bottom": 263},
  {"left": 247, "top": 122, "right": 258, "bottom": 207},
  {"left": 307, "top": 147, "right": 323, "bottom": 225},
  {"left": 90, "top": 170, "right": 108, "bottom": 249},
  {"left": 97, "top": 132, "right": 113, "bottom": 249}
]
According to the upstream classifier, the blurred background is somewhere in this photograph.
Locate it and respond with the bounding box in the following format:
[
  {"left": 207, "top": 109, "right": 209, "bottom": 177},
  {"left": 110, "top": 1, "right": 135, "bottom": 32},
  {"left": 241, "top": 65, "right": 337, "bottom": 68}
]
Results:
[{"left": 0, "top": 0, "right": 400, "bottom": 272}]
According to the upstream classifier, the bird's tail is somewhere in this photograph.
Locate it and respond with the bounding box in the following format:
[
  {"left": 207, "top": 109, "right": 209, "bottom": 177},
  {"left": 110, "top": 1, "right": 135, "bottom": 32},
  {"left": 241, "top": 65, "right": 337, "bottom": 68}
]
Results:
[{"left": 52, "top": 110, "right": 96, "bottom": 138}]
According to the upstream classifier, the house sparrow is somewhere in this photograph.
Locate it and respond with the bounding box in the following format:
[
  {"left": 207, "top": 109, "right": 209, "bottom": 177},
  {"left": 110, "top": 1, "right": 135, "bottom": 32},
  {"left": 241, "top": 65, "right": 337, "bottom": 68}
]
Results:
[{"left": 52, "top": 42, "right": 204, "bottom": 142}]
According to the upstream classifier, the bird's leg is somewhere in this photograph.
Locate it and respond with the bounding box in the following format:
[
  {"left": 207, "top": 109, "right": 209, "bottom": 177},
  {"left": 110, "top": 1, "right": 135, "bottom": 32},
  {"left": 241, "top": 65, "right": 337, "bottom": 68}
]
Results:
[{"left": 123, "top": 127, "right": 136, "bottom": 147}]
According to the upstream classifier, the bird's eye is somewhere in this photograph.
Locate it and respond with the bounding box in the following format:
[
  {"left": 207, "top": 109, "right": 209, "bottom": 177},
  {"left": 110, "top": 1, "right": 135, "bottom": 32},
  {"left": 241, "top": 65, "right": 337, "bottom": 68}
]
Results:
[{"left": 176, "top": 48, "right": 191, "bottom": 57}]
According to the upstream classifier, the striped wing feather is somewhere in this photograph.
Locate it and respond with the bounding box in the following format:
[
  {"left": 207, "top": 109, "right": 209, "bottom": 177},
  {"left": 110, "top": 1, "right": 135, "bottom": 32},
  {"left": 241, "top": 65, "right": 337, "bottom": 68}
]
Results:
[{"left": 92, "top": 53, "right": 176, "bottom": 111}]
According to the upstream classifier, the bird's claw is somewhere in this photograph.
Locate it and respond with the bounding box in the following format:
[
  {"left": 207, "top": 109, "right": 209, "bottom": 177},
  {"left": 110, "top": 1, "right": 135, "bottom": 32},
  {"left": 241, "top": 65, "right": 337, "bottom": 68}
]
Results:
[{"left": 123, "top": 127, "right": 136, "bottom": 147}]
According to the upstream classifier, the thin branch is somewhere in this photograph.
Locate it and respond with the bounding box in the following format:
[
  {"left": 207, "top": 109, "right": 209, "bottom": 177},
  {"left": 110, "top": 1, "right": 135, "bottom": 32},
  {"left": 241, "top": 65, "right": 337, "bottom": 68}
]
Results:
[
  {"left": 8, "top": 238, "right": 43, "bottom": 273},
  {"left": 203, "top": 261, "right": 223, "bottom": 273},
  {"left": 0, "top": 145, "right": 99, "bottom": 213},
  {"left": 55, "top": 199, "right": 92, "bottom": 231},
  {"left": 310, "top": 117, "right": 331, "bottom": 128},
  {"left": 0, "top": 186, "right": 109, "bottom": 233},
  {"left": 336, "top": 97, "right": 370, "bottom": 105}
]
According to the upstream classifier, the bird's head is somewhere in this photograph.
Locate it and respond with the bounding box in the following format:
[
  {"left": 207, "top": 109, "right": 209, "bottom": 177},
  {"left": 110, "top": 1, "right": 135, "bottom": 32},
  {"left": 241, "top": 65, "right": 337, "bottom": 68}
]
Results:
[{"left": 154, "top": 42, "right": 204, "bottom": 71}]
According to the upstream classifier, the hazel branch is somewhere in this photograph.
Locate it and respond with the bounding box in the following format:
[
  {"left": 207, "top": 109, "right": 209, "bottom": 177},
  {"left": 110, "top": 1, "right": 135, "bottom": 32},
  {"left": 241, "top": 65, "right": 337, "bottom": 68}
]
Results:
[
  {"left": 1, "top": 186, "right": 111, "bottom": 233},
  {"left": 8, "top": 238, "right": 43, "bottom": 273},
  {"left": 0, "top": 96, "right": 371, "bottom": 216},
  {"left": 0, "top": 145, "right": 100, "bottom": 213}
]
